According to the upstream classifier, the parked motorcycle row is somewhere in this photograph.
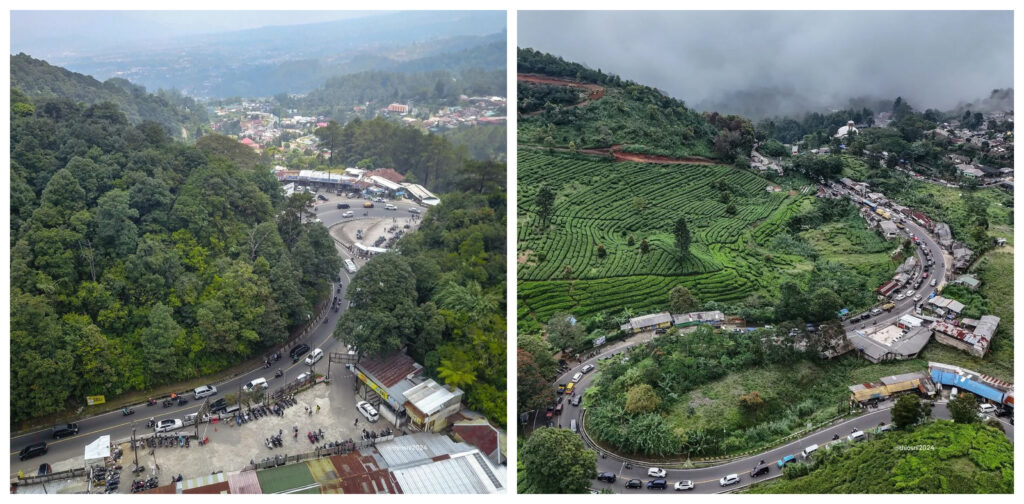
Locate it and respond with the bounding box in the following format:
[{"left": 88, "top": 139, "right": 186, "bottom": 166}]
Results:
[
  {"left": 91, "top": 465, "right": 121, "bottom": 493},
  {"left": 265, "top": 430, "right": 285, "bottom": 449},
  {"left": 141, "top": 433, "right": 192, "bottom": 448},
  {"left": 233, "top": 395, "right": 296, "bottom": 427},
  {"left": 130, "top": 476, "right": 159, "bottom": 493},
  {"left": 360, "top": 427, "right": 392, "bottom": 441}
]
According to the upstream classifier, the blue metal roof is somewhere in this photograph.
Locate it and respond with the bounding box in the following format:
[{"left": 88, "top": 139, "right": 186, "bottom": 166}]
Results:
[{"left": 931, "top": 369, "right": 1005, "bottom": 403}]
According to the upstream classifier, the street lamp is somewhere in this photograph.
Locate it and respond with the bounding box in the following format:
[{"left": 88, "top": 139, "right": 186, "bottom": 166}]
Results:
[{"left": 131, "top": 422, "right": 139, "bottom": 470}]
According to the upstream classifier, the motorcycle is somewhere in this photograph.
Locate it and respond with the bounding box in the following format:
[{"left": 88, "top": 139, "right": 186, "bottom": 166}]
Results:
[
  {"left": 275, "top": 369, "right": 284, "bottom": 379},
  {"left": 122, "top": 407, "right": 135, "bottom": 416},
  {"left": 146, "top": 418, "right": 156, "bottom": 429},
  {"left": 146, "top": 398, "right": 157, "bottom": 407},
  {"left": 162, "top": 399, "right": 174, "bottom": 408}
]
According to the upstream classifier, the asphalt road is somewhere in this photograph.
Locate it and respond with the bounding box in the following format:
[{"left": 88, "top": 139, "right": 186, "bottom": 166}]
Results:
[
  {"left": 544, "top": 341, "right": 1013, "bottom": 494},
  {"left": 528, "top": 184, "right": 1008, "bottom": 494},
  {"left": 9, "top": 192, "right": 423, "bottom": 474}
]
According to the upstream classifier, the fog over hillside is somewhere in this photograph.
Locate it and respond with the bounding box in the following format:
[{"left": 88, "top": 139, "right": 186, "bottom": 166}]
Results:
[{"left": 519, "top": 11, "right": 1012, "bottom": 119}]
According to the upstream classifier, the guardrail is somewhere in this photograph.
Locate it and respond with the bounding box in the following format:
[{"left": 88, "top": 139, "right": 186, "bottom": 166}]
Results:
[
  {"left": 244, "top": 435, "right": 394, "bottom": 471},
  {"left": 12, "top": 467, "right": 87, "bottom": 486}
]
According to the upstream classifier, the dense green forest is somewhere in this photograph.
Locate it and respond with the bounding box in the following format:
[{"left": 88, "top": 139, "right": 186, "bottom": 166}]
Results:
[
  {"left": 11, "top": 53, "right": 208, "bottom": 139},
  {"left": 276, "top": 67, "right": 505, "bottom": 123},
  {"left": 443, "top": 124, "right": 507, "bottom": 162},
  {"left": 333, "top": 160, "right": 507, "bottom": 425},
  {"left": 314, "top": 117, "right": 481, "bottom": 192},
  {"left": 517, "top": 48, "right": 732, "bottom": 160},
  {"left": 9, "top": 91, "right": 339, "bottom": 424},
  {"left": 747, "top": 422, "right": 1013, "bottom": 493}
]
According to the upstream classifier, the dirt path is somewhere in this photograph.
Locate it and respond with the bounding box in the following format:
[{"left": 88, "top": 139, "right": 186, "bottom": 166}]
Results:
[
  {"left": 521, "top": 144, "right": 719, "bottom": 165},
  {"left": 518, "top": 73, "right": 606, "bottom": 117}
]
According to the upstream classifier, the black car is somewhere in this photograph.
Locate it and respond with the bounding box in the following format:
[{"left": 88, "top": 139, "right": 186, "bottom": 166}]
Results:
[
  {"left": 52, "top": 423, "right": 79, "bottom": 439},
  {"left": 317, "top": 194, "right": 328, "bottom": 201},
  {"left": 750, "top": 463, "right": 770, "bottom": 478},
  {"left": 20, "top": 442, "right": 47, "bottom": 461},
  {"left": 647, "top": 479, "right": 668, "bottom": 490},
  {"left": 209, "top": 398, "right": 228, "bottom": 413},
  {"left": 625, "top": 479, "right": 643, "bottom": 489},
  {"left": 597, "top": 472, "right": 617, "bottom": 483},
  {"left": 337, "top": 203, "right": 350, "bottom": 209},
  {"left": 289, "top": 343, "right": 311, "bottom": 360},
  {"left": 38, "top": 463, "right": 52, "bottom": 476}
]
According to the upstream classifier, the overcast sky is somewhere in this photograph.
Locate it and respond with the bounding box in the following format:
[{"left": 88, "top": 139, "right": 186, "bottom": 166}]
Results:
[
  {"left": 519, "top": 11, "right": 1013, "bottom": 114},
  {"left": 11, "top": 11, "right": 379, "bottom": 56}
]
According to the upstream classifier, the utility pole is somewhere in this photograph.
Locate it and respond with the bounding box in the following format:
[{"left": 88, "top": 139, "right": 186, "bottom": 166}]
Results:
[{"left": 131, "top": 423, "right": 139, "bottom": 470}]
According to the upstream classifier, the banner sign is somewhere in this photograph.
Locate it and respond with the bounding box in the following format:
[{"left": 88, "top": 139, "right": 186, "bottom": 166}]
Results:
[
  {"left": 355, "top": 371, "right": 390, "bottom": 401},
  {"left": 593, "top": 335, "right": 607, "bottom": 347},
  {"left": 86, "top": 395, "right": 106, "bottom": 406}
]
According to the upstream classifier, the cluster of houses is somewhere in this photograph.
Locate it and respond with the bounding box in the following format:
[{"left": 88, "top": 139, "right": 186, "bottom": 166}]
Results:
[
  {"left": 848, "top": 362, "right": 1013, "bottom": 411},
  {"left": 421, "top": 96, "right": 507, "bottom": 132}
]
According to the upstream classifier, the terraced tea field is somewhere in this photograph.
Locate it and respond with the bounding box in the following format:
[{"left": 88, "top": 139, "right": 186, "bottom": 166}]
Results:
[{"left": 517, "top": 149, "right": 814, "bottom": 322}]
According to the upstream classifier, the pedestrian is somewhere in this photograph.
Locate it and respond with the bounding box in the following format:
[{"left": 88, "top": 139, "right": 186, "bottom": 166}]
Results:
[
  {"left": 316, "top": 404, "right": 320, "bottom": 414},
  {"left": 354, "top": 418, "right": 359, "bottom": 426}
]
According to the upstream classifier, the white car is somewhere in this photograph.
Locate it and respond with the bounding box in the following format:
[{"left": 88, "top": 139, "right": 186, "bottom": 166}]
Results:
[
  {"left": 357, "top": 400, "right": 379, "bottom": 422},
  {"left": 341, "top": 210, "right": 355, "bottom": 218},
  {"left": 674, "top": 480, "right": 694, "bottom": 491},
  {"left": 719, "top": 474, "right": 740, "bottom": 486},
  {"left": 408, "top": 207, "right": 421, "bottom": 214},
  {"left": 193, "top": 384, "right": 217, "bottom": 399},
  {"left": 581, "top": 364, "right": 595, "bottom": 374},
  {"left": 930, "top": 278, "right": 937, "bottom": 287},
  {"left": 647, "top": 468, "right": 667, "bottom": 478},
  {"left": 895, "top": 294, "right": 905, "bottom": 301},
  {"left": 979, "top": 404, "right": 997, "bottom": 414},
  {"left": 572, "top": 372, "right": 583, "bottom": 383},
  {"left": 154, "top": 419, "right": 183, "bottom": 433},
  {"left": 905, "top": 289, "right": 915, "bottom": 297},
  {"left": 385, "top": 203, "right": 397, "bottom": 211},
  {"left": 304, "top": 348, "right": 324, "bottom": 366},
  {"left": 847, "top": 430, "right": 865, "bottom": 442}
]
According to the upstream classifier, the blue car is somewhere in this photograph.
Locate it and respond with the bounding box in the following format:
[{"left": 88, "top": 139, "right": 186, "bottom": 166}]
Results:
[{"left": 777, "top": 455, "right": 796, "bottom": 469}]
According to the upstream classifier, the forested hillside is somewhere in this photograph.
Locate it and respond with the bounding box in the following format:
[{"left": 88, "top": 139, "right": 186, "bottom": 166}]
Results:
[
  {"left": 517, "top": 48, "right": 731, "bottom": 160},
  {"left": 314, "top": 117, "right": 481, "bottom": 192},
  {"left": 281, "top": 67, "right": 505, "bottom": 121},
  {"left": 11, "top": 53, "right": 208, "bottom": 139},
  {"left": 334, "top": 160, "right": 507, "bottom": 425},
  {"left": 9, "top": 91, "right": 339, "bottom": 424}
]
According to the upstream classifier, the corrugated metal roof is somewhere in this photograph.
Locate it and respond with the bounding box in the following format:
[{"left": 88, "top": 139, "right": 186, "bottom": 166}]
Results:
[
  {"left": 880, "top": 372, "right": 927, "bottom": 385},
  {"left": 628, "top": 312, "right": 672, "bottom": 329},
  {"left": 357, "top": 353, "right": 423, "bottom": 388},
  {"left": 390, "top": 451, "right": 504, "bottom": 494},
  {"left": 376, "top": 433, "right": 470, "bottom": 468},
  {"left": 404, "top": 380, "right": 461, "bottom": 416}
]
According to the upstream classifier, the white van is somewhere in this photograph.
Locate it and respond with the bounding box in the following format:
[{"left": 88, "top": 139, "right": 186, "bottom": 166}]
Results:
[
  {"left": 304, "top": 348, "right": 324, "bottom": 366},
  {"left": 243, "top": 377, "right": 268, "bottom": 392},
  {"left": 847, "top": 430, "right": 865, "bottom": 442},
  {"left": 344, "top": 259, "right": 357, "bottom": 274},
  {"left": 570, "top": 419, "right": 578, "bottom": 433},
  {"left": 572, "top": 372, "right": 583, "bottom": 383},
  {"left": 193, "top": 384, "right": 217, "bottom": 400},
  {"left": 357, "top": 401, "right": 379, "bottom": 423},
  {"left": 801, "top": 444, "right": 818, "bottom": 458}
]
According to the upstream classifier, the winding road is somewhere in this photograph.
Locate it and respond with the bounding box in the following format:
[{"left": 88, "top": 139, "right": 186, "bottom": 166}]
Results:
[
  {"left": 526, "top": 182, "right": 1012, "bottom": 493},
  {"left": 9, "top": 191, "right": 424, "bottom": 476}
]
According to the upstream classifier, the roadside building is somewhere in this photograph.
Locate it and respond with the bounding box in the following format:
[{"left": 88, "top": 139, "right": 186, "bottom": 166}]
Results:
[
  {"left": 876, "top": 279, "right": 900, "bottom": 297},
  {"left": 847, "top": 325, "right": 932, "bottom": 363},
  {"left": 929, "top": 362, "right": 1014, "bottom": 407},
  {"left": 402, "top": 379, "right": 464, "bottom": 433},
  {"left": 928, "top": 296, "right": 965, "bottom": 317},
  {"left": 671, "top": 310, "right": 725, "bottom": 328},
  {"left": 619, "top": 311, "right": 673, "bottom": 333},
  {"left": 952, "top": 274, "right": 982, "bottom": 291},
  {"left": 401, "top": 183, "right": 440, "bottom": 206},
  {"left": 934, "top": 223, "right": 953, "bottom": 248},
  {"left": 353, "top": 352, "right": 425, "bottom": 427},
  {"left": 897, "top": 315, "right": 924, "bottom": 329},
  {"left": 952, "top": 244, "right": 974, "bottom": 272},
  {"left": 932, "top": 318, "right": 996, "bottom": 357},
  {"left": 369, "top": 175, "right": 403, "bottom": 196},
  {"left": 879, "top": 220, "right": 899, "bottom": 239}
]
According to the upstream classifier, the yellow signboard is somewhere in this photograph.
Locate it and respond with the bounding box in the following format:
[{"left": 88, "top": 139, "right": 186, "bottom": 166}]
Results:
[
  {"left": 355, "top": 372, "right": 389, "bottom": 401},
  {"left": 86, "top": 395, "right": 106, "bottom": 406}
]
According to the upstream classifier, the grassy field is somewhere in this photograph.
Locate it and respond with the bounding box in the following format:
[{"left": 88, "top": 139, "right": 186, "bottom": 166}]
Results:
[{"left": 517, "top": 149, "right": 896, "bottom": 323}]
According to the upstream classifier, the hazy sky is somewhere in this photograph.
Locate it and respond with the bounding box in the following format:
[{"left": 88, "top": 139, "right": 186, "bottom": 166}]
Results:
[
  {"left": 11, "top": 11, "right": 380, "bottom": 56},
  {"left": 519, "top": 11, "right": 1013, "bottom": 112}
]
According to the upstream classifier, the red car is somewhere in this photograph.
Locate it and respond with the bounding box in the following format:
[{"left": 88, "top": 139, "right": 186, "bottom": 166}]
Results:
[{"left": 922, "top": 272, "right": 928, "bottom": 278}]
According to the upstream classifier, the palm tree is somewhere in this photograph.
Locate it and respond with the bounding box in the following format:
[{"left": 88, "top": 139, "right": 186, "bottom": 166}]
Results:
[{"left": 437, "top": 350, "right": 478, "bottom": 389}]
